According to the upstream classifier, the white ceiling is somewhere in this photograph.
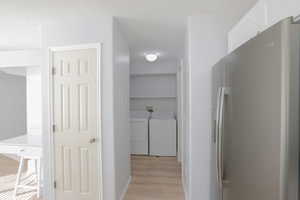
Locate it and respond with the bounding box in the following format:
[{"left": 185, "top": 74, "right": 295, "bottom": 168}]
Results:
[
  {"left": 0, "top": 0, "right": 258, "bottom": 61},
  {"left": 118, "top": 17, "right": 187, "bottom": 62}
]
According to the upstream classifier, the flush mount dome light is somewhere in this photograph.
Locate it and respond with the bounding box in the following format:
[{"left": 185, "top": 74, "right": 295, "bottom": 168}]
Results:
[{"left": 145, "top": 53, "right": 159, "bottom": 62}]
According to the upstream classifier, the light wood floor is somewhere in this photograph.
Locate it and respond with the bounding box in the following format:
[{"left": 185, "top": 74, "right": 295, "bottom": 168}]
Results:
[
  {"left": 124, "top": 156, "right": 185, "bottom": 200},
  {"left": 0, "top": 155, "right": 41, "bottom": 200},
  {"left": 1, "top": 155, "right": 184, "bottom": 200}
]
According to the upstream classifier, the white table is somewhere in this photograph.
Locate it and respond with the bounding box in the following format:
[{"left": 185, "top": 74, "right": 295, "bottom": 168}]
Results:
[{"left": 0, "top": 135, "right": 42, "bottom": 157}]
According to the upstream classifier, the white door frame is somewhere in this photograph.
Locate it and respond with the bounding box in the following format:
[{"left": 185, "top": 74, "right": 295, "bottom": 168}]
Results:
[{"left": 48, "top": 43, "right": 103, "bottom": 200}]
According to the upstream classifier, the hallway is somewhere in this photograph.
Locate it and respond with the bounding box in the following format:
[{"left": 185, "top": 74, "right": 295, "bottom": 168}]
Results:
[{"left": 124, "top": 156, "right": 184, "bottom": 200}]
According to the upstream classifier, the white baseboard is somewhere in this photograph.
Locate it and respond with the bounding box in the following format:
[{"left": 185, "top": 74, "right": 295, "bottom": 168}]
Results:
[
  {"left": 182, "top": 175, "right": 188, "bottom": 200},
  {"left": 184, "top": 187, "right": 189, "bottom": 200},
  {"left": 120, "top": 176, "right": 132, "bottom": 200}
]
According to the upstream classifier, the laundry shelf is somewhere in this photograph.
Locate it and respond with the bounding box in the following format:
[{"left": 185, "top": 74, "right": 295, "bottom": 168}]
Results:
[
  {"left": 130, "top": 96, "right": 176, "bottom": 99},
  {"left": 130, "top": 73, "right": 176, "bottom": 77}
]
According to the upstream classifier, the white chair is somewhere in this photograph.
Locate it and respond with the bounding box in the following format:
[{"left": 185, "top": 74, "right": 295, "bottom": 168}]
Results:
[{"left": 13, "top": 148, "right": 42, "bottom": 199}]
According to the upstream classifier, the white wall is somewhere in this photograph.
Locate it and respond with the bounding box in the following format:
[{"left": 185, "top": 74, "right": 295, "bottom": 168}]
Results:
[
  {"left": 130, "top": 60, "right": 178, "bottom": 75},
  {"left": 265, "top": 0, "right": 300, "bottom": 26},
  {"left": 182, "top": 30, "right": 190, "bottom": 199},
  {"left": 1, "top": 66, "right": 42, "bottom": 135},
  {"left": 0, "top": 25, "right": 42, "bottom": 136},
  {"left": 0, "top": 66, "right": 42, "bottom": 140},
  {"left": 0, "top": 50, "right": 41, "bottom": 68},
  {"left": 130, "top": 61, "right": 178, "bottom": 114},
  {"left": 0, "top": 23, "right": 41, "bottom": 49},
  {"left": 112, "top": 18, "right": 131, "bottom": 200},
  {"left": 186, "top": 15, "right": 228, "bottom": 200},
  {"left": 130, "top": 75, "right": 177, "bottom": 98},
  {"left": 228, "top": 1, "right": 268, "bottom": 52},
  {"left": 177, "top": 63, "right": 183, "bottom": 162},
  {"left": 41, "top": 16, "right": 116, "bottom": 200},
  {"left": 26, "top": 67, "right": 42, "bottom": 135},
  {"left": 0, "top": 72, "right": 27, "bottom": 140},
  {"left": 229, "top": 0, "right": 300, "bottom": 52}
]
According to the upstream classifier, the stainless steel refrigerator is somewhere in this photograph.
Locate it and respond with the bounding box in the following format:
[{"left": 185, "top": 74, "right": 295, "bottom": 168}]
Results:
[{"left": 212, "top": 17, "right": 300, "bottom": 200}]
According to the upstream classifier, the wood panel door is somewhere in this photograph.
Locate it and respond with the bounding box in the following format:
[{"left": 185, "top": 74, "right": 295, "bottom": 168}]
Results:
[{"left": 52, "top": 48, "right": 100, "bottom": 200}]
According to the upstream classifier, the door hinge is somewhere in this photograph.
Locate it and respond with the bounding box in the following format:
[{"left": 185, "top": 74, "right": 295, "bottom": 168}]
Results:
[
  {"left": 52, "top": 67, "right": 56, "bottom": 75},
  {"left": 52, "top": 125, "right": 56, "bottom": 132},
  {"left": 54, "top": 181, "right": 57, "bottom": 189}
]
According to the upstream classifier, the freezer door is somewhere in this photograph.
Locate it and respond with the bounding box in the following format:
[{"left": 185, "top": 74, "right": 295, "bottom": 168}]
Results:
[{"left": 223, "top": 18, "right": 300, "bottom": 200}]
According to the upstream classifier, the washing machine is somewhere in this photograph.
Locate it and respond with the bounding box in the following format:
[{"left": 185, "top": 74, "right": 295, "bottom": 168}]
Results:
[
  {"left": 130, "top": 111, "right": 150, "bottom": 155},
  {"left": 149, "top": 112, "right": 177, "bottom": 156}
]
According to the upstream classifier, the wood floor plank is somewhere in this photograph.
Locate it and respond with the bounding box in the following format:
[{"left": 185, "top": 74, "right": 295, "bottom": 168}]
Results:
[
  {"left": 0, "top": 155, "right": 41, "bottom": 200},
  {"left": 124, "top": 156, "right": 185, "bottom": 200}
]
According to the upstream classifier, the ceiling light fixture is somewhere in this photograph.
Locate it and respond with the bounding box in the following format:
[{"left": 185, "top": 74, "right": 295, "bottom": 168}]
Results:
[{"left": 145, "top": 53, "right": 159, "bottom": 62}]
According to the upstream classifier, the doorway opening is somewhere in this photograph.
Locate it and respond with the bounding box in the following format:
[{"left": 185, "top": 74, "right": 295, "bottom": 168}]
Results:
[
  {"left": 0, "top": 66, "right": 43, "bottom": 200},
  {"left": 118, "top": 18, "right": 186, "bottom": 199}
]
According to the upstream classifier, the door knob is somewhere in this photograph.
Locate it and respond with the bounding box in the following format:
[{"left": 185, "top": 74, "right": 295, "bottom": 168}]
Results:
[{"left": 89, "top": 138, "right": 97, "bottom": 144}]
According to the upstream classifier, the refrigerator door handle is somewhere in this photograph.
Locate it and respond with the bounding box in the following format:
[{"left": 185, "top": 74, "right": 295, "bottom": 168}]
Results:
[
  {"left": 215, "top": 88, "right": 222, "bottom": 189},
  {"left": 217, "top": 88, "right": 224, "bottom": 191},
  {"left": 216, "top": 87, "right": 230, "bottom": 194}
]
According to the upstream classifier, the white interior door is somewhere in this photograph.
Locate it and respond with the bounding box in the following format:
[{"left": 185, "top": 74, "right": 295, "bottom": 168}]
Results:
[{"left": 52, "top": 48, "right": 100, "bottom": 200}]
